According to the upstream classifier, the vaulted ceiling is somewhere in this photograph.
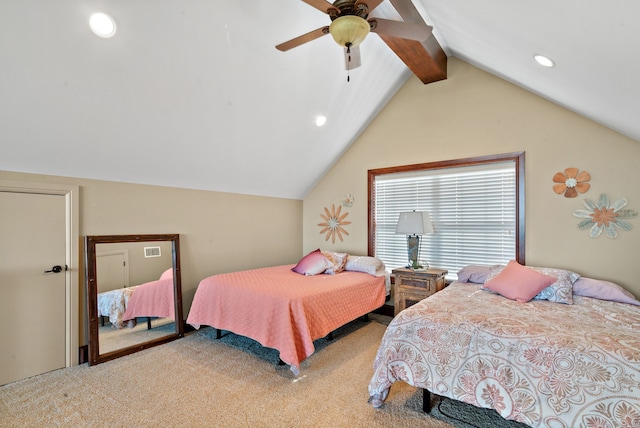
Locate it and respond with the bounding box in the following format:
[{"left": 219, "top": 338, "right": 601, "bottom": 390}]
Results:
[{"left": 1, "top": 1, "right": 638, "bottom": 200}]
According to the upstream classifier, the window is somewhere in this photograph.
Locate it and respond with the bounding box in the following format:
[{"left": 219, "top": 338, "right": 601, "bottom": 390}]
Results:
[{"left": 368, "top": 152, "right": 525, "bottom": 279}]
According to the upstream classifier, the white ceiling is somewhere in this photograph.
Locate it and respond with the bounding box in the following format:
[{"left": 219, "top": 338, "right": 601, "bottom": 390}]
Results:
[{"left": 1, "top": 1, "right": 638, "bottom": 200}]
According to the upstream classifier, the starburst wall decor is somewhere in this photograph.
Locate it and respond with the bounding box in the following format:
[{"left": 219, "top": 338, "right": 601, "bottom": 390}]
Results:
[
  {"left": 574, "top": 194, "right": 637, "bottom": 238},
  {"left": 318, "top": 204, "right": 351, "bottom": 243}
]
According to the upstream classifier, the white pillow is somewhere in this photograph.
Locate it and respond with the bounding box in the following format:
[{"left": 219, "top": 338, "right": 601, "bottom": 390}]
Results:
[{"left": 344, "top": 256, "right": 386, "bottom": 276}]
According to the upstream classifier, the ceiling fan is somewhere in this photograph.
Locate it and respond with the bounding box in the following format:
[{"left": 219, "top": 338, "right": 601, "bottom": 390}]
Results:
[{"left": 276, "top": 0, "right": 433, "bottom": 73}]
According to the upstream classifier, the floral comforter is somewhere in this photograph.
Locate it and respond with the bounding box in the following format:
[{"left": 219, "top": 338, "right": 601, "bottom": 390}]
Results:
[
  {"left": 368, "top": 282, "right": 640, "bottom": 427},
  {"left": 97, "top": 286, "right": 136, "bottom": 329}
]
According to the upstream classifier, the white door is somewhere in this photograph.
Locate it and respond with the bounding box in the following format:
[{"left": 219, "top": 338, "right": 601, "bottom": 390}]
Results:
[
  {"left": 96, "top": 251, "right": 129, "bottom": 291},
  {"left": 0, "top": 191, "right": 68, "bottom": 385}
]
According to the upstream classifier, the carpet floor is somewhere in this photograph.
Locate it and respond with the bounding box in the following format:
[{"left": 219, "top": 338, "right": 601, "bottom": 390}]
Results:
[{"left": 0, "top": 314, "right": 526, "bottom": 428}]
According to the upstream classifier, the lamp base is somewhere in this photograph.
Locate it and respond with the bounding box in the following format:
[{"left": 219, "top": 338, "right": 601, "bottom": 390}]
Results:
[
  {"left": 406, "top": 234, "right": 420, "bottom": 267},
  {"left": 405, "top": 235, "right": 430, "bottom": 270},
  {"left": 407, "top": 260, "right": 430, "bottom": 270}
]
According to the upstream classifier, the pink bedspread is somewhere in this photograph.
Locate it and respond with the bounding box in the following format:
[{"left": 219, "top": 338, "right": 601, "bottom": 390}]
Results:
[
  {"left": 187, "top": 264, "right": 386, "bottom": 372},
  {"left": 368, "top": 282, "right": 640, "bottom": 427},
  {"left": 122, "top": 278, "right": 175, "bottom": 321}
]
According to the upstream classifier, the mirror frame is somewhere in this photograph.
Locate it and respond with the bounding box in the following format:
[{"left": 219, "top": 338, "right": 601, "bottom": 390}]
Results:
[{"left": 85, "top": 233, "right": 184, "bottom": 365}]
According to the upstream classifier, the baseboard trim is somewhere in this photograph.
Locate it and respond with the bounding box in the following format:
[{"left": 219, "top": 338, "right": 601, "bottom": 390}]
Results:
[{"left": 78, "top": 345, "right": 88, "bottom": 364}]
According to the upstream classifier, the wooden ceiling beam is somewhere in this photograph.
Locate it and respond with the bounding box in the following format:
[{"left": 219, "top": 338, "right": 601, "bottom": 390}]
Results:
[
  {"left": 378, "top": 33, "right": 447, "bottom": 84},
  {"left": 382, "top": 0, "right": 447, "bottom": 84}
]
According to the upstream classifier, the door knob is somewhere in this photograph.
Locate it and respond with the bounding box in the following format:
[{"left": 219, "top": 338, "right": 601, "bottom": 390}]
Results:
[{"left": 45, "top": 265, "right": 64, "bottom": 273}]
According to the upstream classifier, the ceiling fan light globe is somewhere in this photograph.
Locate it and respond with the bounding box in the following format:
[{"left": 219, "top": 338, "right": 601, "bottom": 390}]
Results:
[{"left": 329, "top": 15, "right": 370, "bottom": 48}]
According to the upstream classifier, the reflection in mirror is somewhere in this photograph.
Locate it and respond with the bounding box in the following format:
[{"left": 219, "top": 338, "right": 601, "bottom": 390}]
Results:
[{"left": 85, "top": 234, "right": 184, "bottom": 365}]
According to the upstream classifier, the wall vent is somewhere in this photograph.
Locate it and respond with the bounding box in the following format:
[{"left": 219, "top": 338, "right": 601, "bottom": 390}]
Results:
[{"left": 144, "top": 246, "right": 161, "bottom": 258}]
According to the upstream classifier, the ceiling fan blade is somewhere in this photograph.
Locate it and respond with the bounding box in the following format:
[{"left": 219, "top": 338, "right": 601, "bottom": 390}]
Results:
[
  {"left": 344, "top": 46, "right": 361, "bottom": 70},
  {"left": 355, "top": 0, "right": 384, "bottom": 14},
  {"left": 302, "top": 0, "right": 339, "bottom": 15},
  {"left": 276, "top": 26, "right": 330, "bottom": 51},
  {"left": 369, "top": 18, "right": 432, "bottom": 42}
]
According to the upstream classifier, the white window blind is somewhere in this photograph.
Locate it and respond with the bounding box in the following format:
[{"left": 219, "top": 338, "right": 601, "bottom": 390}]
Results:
[{"left": 373, "top": 161, "right": 517, "bottom": 279}]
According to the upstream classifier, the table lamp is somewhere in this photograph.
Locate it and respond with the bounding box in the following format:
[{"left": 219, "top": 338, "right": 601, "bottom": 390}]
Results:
[{"left": 395, "top": 211, "right": 434, "bottom": 269}]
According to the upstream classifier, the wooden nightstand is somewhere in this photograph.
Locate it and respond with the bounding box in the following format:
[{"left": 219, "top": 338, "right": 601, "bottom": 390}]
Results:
[{"left": 393, "top": 268, "right": 448, "bottom": 315}]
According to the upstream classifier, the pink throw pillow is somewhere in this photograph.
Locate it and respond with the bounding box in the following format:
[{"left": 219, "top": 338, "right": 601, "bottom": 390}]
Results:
[
  {"left": 291, "top": 249, "right": 329, "bottom": 276},
  {"left": 484, "top": 260, "right": 556, "bottom": 303}
]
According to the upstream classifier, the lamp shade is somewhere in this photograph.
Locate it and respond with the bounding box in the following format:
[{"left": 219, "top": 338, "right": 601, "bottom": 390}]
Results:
[
  {"left": 328, "top": 15, "right": 370, "bottom": 48},
  {"left": 395, "top": 211, "right": 434, "bottom": 235}
]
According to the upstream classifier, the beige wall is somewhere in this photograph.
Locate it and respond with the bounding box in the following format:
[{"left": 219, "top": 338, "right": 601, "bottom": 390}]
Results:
[
  {"left": 0, "top": 170, "right": 303, "bottom": 343},
  {"left": 96, "top": 241, "right": 174, "bottom": 290},
  {"left": 303, "top": 58, "right": 640, "bottom": 298}
]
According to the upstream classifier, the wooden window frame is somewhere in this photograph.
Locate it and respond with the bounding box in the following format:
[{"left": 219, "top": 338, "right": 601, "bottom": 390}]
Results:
[{"left": 367, "top": 151, "right": 526, "bottom": 265}]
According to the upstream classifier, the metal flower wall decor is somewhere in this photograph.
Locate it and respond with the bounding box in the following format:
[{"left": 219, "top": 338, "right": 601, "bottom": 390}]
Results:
[
  {"left": 553, "top": 167, "right": 591, "bottom": 198},
  {"left": 318, "top": 204, "right": 351, "bottom": 243},
  {"left": 574, "top": 194, "right": 637, "bottom": 239}
]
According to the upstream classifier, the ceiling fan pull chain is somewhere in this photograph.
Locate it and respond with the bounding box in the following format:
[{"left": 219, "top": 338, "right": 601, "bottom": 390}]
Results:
[{"left": 346, "top": 43, "right": 352, "bottom": 82}]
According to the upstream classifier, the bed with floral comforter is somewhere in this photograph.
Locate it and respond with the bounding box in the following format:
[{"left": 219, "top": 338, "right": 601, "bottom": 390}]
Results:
[{"left": 368, "top": 278, "right": 640, "bottom": 427}]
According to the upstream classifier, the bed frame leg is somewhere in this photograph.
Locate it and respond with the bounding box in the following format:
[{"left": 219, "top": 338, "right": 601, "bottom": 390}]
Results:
[
  {"left": 422, "top": 389, "right": 432, "bottom": 413},
  {"left": 147, "top": 317, "right": 152, "bottom": 329},
  {"left": 326, "top": 331, "right": 334, "bottom": 340},
  {"left": 215, "top": 328, "right": 222, "bottom": 339},
  {"left": 362, "top": 313, "right": 369, "bottom": 322}
]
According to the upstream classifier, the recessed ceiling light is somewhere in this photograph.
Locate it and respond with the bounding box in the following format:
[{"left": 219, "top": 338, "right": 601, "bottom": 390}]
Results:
[
  {"left": 315, "top": 115, "right": 327, "bottom": 127},
  {"left": 89, "top": 13, "right": 117, "bottom": 38},
  {"left": 533, "top": 54, "right": 555, "bottom": 68}
]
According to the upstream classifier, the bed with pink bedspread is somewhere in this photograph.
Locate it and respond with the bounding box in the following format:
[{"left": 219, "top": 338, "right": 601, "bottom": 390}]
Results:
[
  {"left": 122, "top": 277, "right": 175, "bottom": 323},
  {"left": 187, "top": 263, "right": 387, "bottom": 374},
  {"left": 97, "top": 274, "right": 175, "bottom": 329},
  {"left": 368, "top": 275, "right": 640, "bottom": 427}
]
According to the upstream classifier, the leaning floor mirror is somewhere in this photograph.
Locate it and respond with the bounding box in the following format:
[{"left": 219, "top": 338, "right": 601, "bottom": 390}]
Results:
[{"left": 85, "top": 234, "right": 184, "bottom": 365}]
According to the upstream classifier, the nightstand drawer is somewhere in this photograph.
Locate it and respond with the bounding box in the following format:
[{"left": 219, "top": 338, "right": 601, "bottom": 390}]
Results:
[{"left": 396, "top": 275, "right": 436, "bottom": 291}]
